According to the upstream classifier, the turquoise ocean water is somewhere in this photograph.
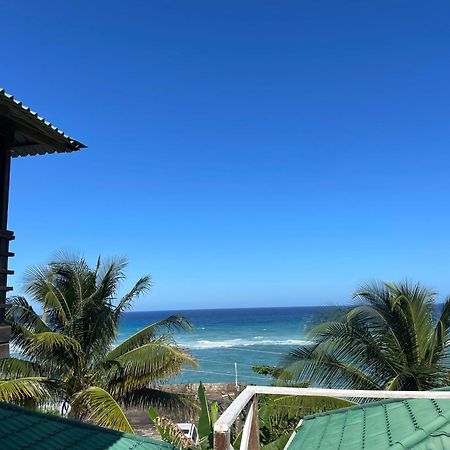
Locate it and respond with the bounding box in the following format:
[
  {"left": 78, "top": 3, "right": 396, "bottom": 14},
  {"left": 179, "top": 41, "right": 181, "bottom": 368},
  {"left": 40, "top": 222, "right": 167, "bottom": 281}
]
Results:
[{"left": 118, "top": 306, "right": 345, "bottom": 385}]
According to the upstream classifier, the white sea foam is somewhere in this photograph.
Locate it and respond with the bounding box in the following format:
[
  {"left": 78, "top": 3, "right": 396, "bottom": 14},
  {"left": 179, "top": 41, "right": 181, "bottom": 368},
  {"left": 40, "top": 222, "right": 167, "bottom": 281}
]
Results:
[{"left": 183, "top": 338, "right": 309, "bottom": 349}]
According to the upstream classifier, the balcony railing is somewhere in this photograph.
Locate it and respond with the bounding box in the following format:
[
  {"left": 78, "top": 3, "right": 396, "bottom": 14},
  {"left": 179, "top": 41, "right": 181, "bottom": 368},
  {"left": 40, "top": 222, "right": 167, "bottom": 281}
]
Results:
[{"left": 213, "top": 386, "right": 450, "bottom": 450}]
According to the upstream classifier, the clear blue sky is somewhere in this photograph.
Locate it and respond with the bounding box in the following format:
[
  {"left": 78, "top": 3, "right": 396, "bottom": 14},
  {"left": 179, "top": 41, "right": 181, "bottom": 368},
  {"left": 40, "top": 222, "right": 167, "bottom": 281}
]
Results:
[{"left": 3, "top": 1, "right": 450, "bottom": 310}]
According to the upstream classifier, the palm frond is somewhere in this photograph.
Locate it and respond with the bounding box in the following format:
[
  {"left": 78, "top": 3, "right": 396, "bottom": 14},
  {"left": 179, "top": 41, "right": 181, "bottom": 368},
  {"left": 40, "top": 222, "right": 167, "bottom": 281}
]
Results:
[
  {"left": 120, "top": 387, "right": 197, "bottom": 413},
  {"left": 105, "top": 315, "right": 192, "bottom": 360},
  {"left": 435, "top": 296, "right": 450, "bottom": 349},
  {"left": 95, "top": 256, "right": 127, "bottom": 295},
  {"left": 280, "top": 317, "right": 393, "bottom": 390},
  {"left": 72, "top": 386, "right": 133, "bottom": 433},
  {"left": 0, "top": 358, "right": 43, "bottom": 379},
  {"left": 71, "top": 257, "right": 131, "bottom": 360},
  {"left": 15, "top": 331, "right": 83, "bottom": 371},
  {"left": 260, "top": 394, "right": 355, "bottom": 421},
  {"left": 106, "top": 340, "right": 198, "bottom": 392},
  {"left": 114, "top": 275, "right": 152, "bottom": 315},
  {"left": 0, "top": 377, "right": 51, "bottom": 404},
  {"left": 281, "top": 280, "right": 447, "bottom": 392},
  {"left": 280, "top": 344, "right": 383, "bottom": 390},
  {"left": 81, "top": 305, "right": 118, "bottom": 364},
  {"left": 24, "top": 265, "right": 72, "bottom": 327},
  {"left": 89, "top": 257, "right": 127, "bottom": 306},
  {"left": 7, "top": 297, "right": 50, "bottom": 333}
]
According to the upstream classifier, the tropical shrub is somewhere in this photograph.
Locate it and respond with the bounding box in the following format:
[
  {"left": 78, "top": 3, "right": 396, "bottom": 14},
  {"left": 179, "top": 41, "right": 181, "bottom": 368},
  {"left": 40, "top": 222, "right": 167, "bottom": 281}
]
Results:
[
  {"left": 252, "top": 365, "right": 282, "bottom": 378},
  {"left": 149, "top": 381, "right": 219, "bottom": 449},
  {"left": 148, "top": 408, "right": 197, "bottom": 448}
]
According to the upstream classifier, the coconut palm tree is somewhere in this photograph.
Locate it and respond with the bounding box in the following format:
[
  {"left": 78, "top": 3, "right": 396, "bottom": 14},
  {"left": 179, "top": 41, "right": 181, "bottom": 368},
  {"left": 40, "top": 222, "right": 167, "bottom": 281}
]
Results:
[
  {"left": 279, "top": 281, "right": 450, "bottom": 391},
  {"left": 0, "top": 254, "right": 197, "bottom": 432}
]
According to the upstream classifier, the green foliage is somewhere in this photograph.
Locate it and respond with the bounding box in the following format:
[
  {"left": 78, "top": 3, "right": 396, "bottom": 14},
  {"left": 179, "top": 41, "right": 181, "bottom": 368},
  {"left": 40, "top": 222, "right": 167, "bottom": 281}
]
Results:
[
  {"left": 150, "top": 381, "right": 353, "bottom": 449},
  {"left": 209, "top": 401, "right": 219, "bottom": 428},
  {"left": 252, "top": 365, "right": 282, "bottom": 378},
  {"left": 0, "top": 377, "right": 51, "bottom": 404},
  {"left": 197, "top": 381, "right": 211, "bottom": 439},
  {"left": 197, "top": 382, "right": 219, "bottom": 449},
  {"left": 260, "top": 433, "right": 291, "bottom": 450},
  {"left": 148, "top": 407, "right": 196, "bottom": 448},
  {"left": 2, "top": 254, "right": 197, "bottom": 432},
  {"left": 149, "top": 382, "right": 219, "bottom": 449},
  {"left": 279, "top": 281, "right": 450, "bottom": 391},
  {"left": 73, "top": 386, "right": 133, "bottom": 433},
  {"left": 258, "top": 393, "right": 355, "bottom": 445},
  {"left": 232, "top": 387, "right": 353, "bottom": 448}
]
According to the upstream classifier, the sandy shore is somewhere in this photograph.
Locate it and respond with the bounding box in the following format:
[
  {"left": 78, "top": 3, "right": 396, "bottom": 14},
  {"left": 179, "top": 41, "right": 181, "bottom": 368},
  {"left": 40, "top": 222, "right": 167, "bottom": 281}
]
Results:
[{"left": 126, "top": 383, "right": 246, "bottom": 438}]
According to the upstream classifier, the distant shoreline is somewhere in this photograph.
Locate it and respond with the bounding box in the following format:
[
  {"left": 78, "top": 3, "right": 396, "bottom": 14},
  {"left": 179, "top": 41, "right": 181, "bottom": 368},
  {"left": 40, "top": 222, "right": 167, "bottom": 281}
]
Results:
[{"left": 125, "top": 304, "right": 350, "bottom": 314}]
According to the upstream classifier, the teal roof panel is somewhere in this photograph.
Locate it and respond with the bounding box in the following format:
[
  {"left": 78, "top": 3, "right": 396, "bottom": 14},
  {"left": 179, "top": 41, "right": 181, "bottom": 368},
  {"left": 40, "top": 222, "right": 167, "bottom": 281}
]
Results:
[
  {"left": 288, "top": 396, "right": 450, "bottom": 450},
  {"left": 0, "top": 401, "right": 174, "bottom": 450}
]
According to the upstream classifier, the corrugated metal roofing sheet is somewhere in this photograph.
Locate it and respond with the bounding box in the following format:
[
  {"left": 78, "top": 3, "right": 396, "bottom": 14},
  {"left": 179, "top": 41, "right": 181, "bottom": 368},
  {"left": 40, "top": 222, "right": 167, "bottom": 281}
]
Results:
[
  {"left": 287, "top": 396, "right": 450, "bottom": 450},
  {"left": 0, "top": 401, "right": 174, "bottom": 450},
  {"left": 0, "top": 88, "right": 86, "bottom": 157}
]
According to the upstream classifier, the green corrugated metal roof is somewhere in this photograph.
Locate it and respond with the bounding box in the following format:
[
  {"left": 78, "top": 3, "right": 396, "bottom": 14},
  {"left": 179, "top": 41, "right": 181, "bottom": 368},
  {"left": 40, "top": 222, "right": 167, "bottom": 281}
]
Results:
[
  {"left": 0, "top": 401, "right": 174, "bottom": 450},
  {"left": 0, "top": 88, "right": 86, "bottom": 157},
  {"left": 288, "top": 396, "right": 450, "bottom": 450}
]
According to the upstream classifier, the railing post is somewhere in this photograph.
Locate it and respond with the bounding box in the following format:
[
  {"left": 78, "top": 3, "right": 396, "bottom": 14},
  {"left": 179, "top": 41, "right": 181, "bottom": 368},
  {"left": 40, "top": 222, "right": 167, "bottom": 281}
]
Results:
[
  {"left": 214, "top": 387, "right": 257, "bottom": 450},
  {"left": 248, "top": 395, "right": 260, "bottom": 450},
  {"left": 214, "top": 429, "right": 231, "bottom": 450}
]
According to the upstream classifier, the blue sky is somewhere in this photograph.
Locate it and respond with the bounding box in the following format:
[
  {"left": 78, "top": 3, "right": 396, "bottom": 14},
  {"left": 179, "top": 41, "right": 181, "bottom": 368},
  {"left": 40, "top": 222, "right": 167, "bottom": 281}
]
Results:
[{"left": 3, "top": 1, "right": 450, "bottom": 310}]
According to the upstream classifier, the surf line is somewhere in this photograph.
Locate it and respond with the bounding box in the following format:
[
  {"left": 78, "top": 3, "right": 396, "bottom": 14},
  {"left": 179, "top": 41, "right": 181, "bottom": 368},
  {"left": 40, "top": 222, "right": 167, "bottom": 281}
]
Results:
[{"left": 226, "top": 347, "right": 286, "bottom": 355}]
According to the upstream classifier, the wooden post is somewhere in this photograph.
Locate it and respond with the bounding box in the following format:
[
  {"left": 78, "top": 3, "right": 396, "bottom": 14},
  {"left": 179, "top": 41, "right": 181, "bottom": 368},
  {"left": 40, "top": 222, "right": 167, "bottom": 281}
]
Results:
[
  {"left": 248, "top": 395, "right": 260, "bottom": 450},
  {"left": 214, "top": 430, "right": 231, "bottom": 450},
  {"left": 0, "top": 120, "right": 14, "bottom": 358}
]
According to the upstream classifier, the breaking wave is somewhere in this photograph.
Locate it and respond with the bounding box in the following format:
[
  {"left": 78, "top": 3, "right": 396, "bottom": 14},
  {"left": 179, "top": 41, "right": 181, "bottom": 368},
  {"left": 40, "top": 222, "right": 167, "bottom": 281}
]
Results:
[{"left": 182, "top": 338, "right": 309, "bottom": 349}]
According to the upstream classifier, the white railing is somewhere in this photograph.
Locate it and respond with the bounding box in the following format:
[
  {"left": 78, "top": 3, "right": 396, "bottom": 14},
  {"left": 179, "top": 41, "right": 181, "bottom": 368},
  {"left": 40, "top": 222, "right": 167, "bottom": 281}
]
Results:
[{"left": 213, "top": 386, "right": 450, "bottom": 450}]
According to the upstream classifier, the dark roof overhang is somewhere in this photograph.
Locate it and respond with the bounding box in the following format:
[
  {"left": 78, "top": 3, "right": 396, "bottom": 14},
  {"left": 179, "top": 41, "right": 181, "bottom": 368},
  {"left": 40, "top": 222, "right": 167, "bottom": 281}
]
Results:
[{"left": 0, "top": 88, "right": 86, "bottom": 157}]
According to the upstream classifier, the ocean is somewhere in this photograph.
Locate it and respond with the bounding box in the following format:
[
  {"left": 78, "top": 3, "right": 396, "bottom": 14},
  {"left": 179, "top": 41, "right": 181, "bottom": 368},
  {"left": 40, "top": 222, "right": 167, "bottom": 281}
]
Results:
[{"left": 118, "top": 306, "right": 346, "bottom": 385}]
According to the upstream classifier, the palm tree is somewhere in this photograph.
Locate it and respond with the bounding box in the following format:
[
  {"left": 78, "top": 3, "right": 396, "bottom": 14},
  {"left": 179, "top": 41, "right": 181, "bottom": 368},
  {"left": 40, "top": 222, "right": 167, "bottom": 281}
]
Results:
[
  {"left": 0, "top": 254, "right": 197, "bottom": 432},
  {"left": 279, "top": 281, "right": 450, "bottom": 391}
]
